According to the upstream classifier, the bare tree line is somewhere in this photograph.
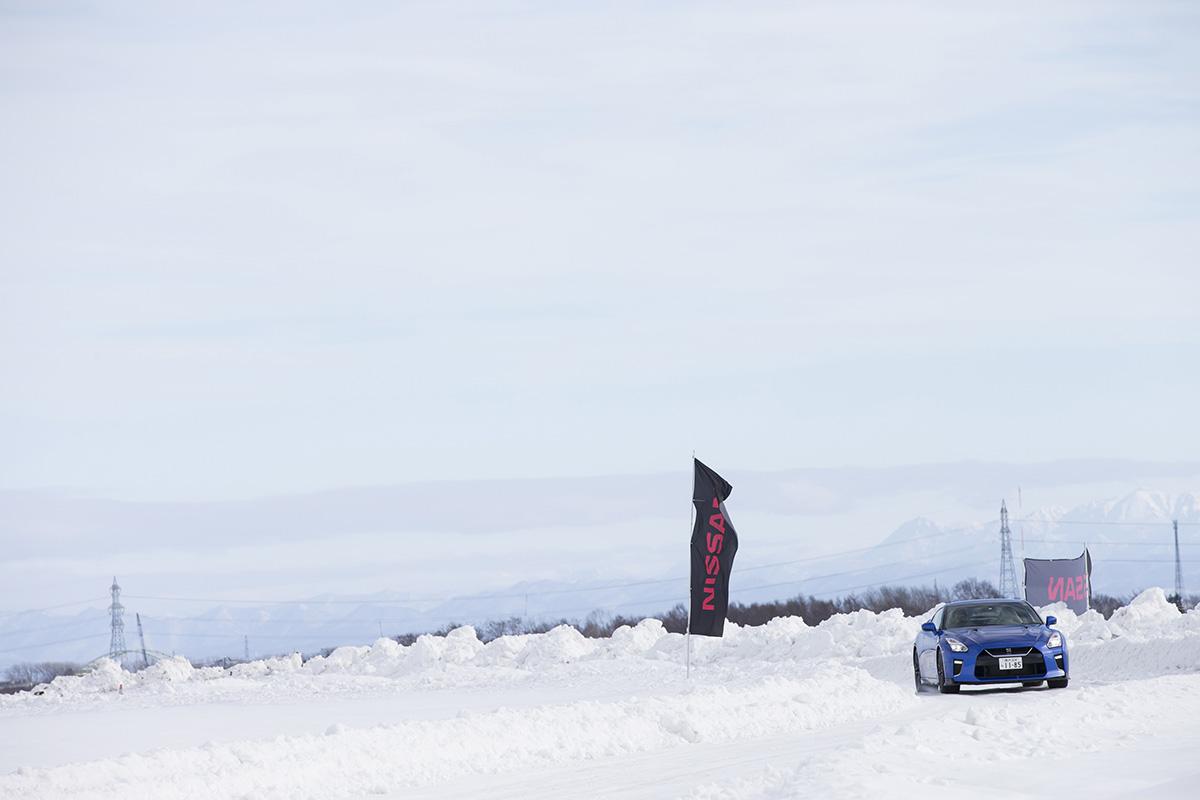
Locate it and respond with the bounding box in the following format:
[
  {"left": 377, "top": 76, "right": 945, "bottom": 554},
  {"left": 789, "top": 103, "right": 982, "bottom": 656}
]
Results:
[{"left": 0, "top": 661, "right": 82, "bottom": 693}]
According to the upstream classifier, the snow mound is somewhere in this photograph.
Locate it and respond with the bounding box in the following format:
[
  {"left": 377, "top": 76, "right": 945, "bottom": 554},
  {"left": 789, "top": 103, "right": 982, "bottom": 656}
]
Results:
[
  {"left": 13, "top": 588, "right": 1199, "bottom": 704},
  {"left": 1037, "top": 588, "right": 1200, "bottom": 644},
  {"left": 25, "top": 656, "right": 218, "bottom": 701},
  {"left": 230, "top": 653, "right": 304, "bottom": 679},
  {"left": 696, "top": 607, "right": 919, "bottom": 666},
  {"left": 73, "top": 659, "right": 124, "bottom": 693},
  {"left": 138, "top": 656, "right": 201, "bottom": 683},
  {"left": 0, "top": 666, "right": 916, "bottom": 799},
  {"left": 1108, "top": 587, "right": 1195, "bottom": 637},
  {"left": 1032, "top": 603, "right": 1115, "bottom": 641}
]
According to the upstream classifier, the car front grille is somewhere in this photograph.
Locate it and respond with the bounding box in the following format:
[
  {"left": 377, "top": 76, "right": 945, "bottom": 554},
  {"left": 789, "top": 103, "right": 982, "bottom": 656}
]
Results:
[
  {"left": 974, "top": 650, "right": 1047, "bottom": 679},
  {"left": 981, "top": 647, "right": 1034, "bottom": 658}
]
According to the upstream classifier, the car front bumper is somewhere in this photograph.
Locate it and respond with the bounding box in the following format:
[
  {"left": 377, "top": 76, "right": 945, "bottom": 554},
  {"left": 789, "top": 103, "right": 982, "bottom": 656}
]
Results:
[{"left": 942, "top": 644, "right": 1068, "bottom": 684}]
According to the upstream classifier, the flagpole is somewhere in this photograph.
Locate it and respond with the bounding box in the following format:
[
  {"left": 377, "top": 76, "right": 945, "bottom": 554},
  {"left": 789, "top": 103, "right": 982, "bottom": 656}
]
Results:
[{"left": 686, "top": 450, "right": 695, "bottom": 680}]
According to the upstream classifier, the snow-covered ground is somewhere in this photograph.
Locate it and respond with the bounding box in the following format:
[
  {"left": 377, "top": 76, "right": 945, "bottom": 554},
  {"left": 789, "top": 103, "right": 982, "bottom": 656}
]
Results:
[{"left": 1, "top": 589, "right": 1198, "bottom": 799}]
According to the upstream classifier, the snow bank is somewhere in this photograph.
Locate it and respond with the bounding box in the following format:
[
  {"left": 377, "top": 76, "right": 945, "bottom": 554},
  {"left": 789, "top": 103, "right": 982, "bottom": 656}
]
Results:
[
  {"left": 23, "top": 657, "right": 223, "bottom": 702},
  {"left": 1036, "top": 588, "right": 1200, "bottom": 643},
  {"left": 12, "top": 589, "right": 1198, "bottom": 705},
  {"left": 299, "top": 621, "right": 666, "bottom": 678},
  {"left": 1031, "top": 589, "right": 1200, "bottom": 681},
  {"left": 4, "top": 590, "right": 1200, "bottom": 798},
  {"left": 290, "top": 610, "right": 921, "bottom": 681},
  {"left": 229, "top": 652, "right": 303, "bottom": 679},
  {"left": 1108, "top": 587, "right": 1200, "bottom": 637},
  {"left": 0, "top": 666, "right": 916, "bottom": 799}
]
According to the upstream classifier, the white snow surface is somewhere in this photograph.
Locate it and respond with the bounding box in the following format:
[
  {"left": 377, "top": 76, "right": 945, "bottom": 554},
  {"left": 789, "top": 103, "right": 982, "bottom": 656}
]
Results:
[{"left": 2, "top": 589, "right": 1198, "bottom": 798}]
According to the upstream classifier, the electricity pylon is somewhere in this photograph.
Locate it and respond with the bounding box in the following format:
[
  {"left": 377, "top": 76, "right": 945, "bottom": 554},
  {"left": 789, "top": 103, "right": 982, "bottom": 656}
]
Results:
[
  {"left": 1175, "top": 520, "right": 1185, "bottom": 607},
  {"left": 109, "top": 577, "right": 127, "bottom": 660},
  {"left": 999, "top": 501, "right": 1019, "bottom": 599}
]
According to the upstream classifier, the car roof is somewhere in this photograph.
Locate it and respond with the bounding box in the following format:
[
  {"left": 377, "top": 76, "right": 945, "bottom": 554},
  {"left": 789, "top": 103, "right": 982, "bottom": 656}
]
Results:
[{"left": 941, "top": 598, "right": 1029, "bottom": 607}]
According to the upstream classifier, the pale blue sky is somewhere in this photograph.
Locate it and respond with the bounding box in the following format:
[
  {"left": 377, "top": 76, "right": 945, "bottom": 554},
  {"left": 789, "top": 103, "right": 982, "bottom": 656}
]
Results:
[{"left": 2, "top": 0, "right": 1199, "bottom": 503}]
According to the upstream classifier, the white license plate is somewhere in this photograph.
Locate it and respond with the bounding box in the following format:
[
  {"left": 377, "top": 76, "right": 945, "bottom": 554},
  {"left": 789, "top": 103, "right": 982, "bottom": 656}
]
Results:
[{"left": 998, "top": 656, "right": 1023, "bottom": 671}]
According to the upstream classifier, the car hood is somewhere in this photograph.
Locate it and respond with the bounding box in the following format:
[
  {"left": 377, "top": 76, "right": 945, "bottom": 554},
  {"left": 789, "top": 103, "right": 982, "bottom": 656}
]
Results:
[{"left": 946, "top": 625, "right": 1044, "bottom": 647}]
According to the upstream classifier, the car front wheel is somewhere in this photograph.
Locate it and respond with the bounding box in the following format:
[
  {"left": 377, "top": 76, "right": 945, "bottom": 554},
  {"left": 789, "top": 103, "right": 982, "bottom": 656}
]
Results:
[
  {"left": 1047, "top": 677, "right": 1069, "bottom": 689},
  {"left": 936, "top": 650, "right": 960, "bottom": 694}
]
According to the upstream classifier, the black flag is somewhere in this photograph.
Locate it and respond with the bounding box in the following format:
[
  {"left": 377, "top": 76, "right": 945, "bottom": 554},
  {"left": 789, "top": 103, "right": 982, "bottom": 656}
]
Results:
[
  {"left": 1024, "top": 549, "right": 1093, "bottom": 614},
  {"left": 689, "top": 459, "right": 739, "bottom": 636}
]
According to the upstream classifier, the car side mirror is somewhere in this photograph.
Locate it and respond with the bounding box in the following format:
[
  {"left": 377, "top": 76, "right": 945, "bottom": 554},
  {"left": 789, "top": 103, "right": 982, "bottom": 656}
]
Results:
[
  {"left": 1045, "top": 615, "right": 1057, "bottom": 626},
  {"left": 921, "top": 622, "right": 937, "bottom": 633}
]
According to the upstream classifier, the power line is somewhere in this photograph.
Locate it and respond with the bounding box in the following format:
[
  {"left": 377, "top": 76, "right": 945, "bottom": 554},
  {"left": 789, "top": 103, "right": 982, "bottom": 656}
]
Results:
[
  {"left": 134, "top": 547, "right": 1200, "bottom": 628},
  {"left": 0, "top": 556, "right": 988, "bottom": 656},
  {"left": 556, "top": 559, "right": 996, "bottom": 617},
  {"left": 1019, "top": 518, "right": 1199, "bottom": 527},
  {"left": 129, "top": 544, "right": 983, "bottom": 630},
  {"left": 125, "top": 548, "right": 985, "bottom": 640},
  {"left": 737, "top": 560, "right": 995, "bottom": 601},
  {"left": 551, "top": 555, "right": 992, "bottom": 618},
  {"left": 0, "top": 597, "right": 108, "bottom": 622},
  {"left": 119, "top": 520, "right": 1196, "bottom": 611},
  {"left": 124, "top": 594, "right": 441, "bottom": 606},
  {"left": 806, "top": 560, "right": 996, "bottom": 599},
  {"left": 1092, "top": 558, "right": 1196, "bottom": 564},
  {"left": 0, "top": 633, "right": 108, "bottom": 656},
  {"left": 119, "top": 530, "right": 984, "bottom": 609},
  {"left": 138, "top": 630, "right": 375, "bottom": 641},
  {"left": 119, "top": 529, "right": 1197, "bottom": 611},
  {"left": 6, "top": 518, "right": 1195, "bottom": 639},
  {"left": 1021, "top": 538, "right": 1200, "bottom": 546},
  {"left": 0, "top": 549, "right": 1138, "bottom": 657},
  {"left": 139, "top": 614, "right": 346, "bottom": 626},
  {"left": 725, "top": 548, "right": 982, "bottom": 597},
  {"left": 1, "top": 615, "right": 109, "bottom": 638},
  {"left": 0, "top": 523, "right": 1027, "bottom": 621}
]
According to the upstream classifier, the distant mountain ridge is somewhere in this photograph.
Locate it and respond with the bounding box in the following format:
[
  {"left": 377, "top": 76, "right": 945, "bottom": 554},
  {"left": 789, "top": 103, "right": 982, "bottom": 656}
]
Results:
[{"left": 2, "top": 488, "right": 1197, "bottom": 668}]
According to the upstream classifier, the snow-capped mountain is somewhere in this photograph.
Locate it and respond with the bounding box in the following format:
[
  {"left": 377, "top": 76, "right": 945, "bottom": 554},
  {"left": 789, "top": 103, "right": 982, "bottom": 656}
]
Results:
[{"left": 2, "top": 489, "right": 1196, "bottom": 668}]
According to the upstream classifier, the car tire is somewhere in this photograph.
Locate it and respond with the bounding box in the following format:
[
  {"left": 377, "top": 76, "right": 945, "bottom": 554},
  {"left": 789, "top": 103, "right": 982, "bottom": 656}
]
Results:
[
  {"left": 1047, "top": 677, "right": 1069, "bottom": 689},
  {"left": 936, "top": 651, "right": 959, "bottom": 694},
  {"left": 913, "top": 649, "right": 923, "bottom": 692},
  {"left": 1022, "top": 680, "right": 1043, "bottom": 688}
]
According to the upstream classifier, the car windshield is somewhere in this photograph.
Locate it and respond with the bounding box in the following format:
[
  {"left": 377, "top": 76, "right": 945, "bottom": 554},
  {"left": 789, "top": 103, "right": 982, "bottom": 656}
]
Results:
[{"left": 943, "top": 602, "right": 1041, "bottom": 629}]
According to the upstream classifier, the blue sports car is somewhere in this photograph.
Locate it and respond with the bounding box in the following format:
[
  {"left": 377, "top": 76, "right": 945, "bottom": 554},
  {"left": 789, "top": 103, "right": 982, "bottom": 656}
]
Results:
[{"left": 913, "top": 598, "right": 1069, "bottom": 693}]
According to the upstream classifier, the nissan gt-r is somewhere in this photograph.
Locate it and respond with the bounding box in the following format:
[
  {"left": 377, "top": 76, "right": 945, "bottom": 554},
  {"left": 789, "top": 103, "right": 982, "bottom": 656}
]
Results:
[{"left": 913, "top": 598, "right": 1069, "bottom": 693}]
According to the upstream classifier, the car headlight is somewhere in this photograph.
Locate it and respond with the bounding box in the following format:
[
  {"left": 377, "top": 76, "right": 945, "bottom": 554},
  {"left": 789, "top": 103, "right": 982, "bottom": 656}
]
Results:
[
  {"left": 945, "top": 637, "right": 968, "bottom": 653},
  {"left": 1047, "top": 631, "right": 1062, "bottom": 649}
]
